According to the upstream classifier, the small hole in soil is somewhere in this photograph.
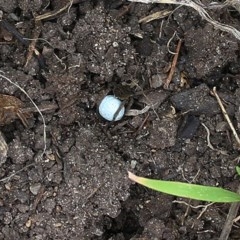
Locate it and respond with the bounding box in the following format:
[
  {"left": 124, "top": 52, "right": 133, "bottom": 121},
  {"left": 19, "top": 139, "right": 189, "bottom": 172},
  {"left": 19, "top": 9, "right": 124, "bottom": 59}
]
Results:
[
  {"left": 203, "top": 62, "right": 240, "bottom": 91},
  {"left": 100, "top": 210, "right": 143, "bottom": 240},
  {"left": 36, "top": 74, "right": 47, "bottom": 87},
  {"left": 1, "top": 124, "right": 15, "bottom": 143},
  {"left": 104, "top": 0, "right": 124, "bottom": 10},
  {"left": 228, "top": 7, "right": 240, "bottom": 21},
  {"left": 13, "top": 7, "right": 22, "bottom": 18}
]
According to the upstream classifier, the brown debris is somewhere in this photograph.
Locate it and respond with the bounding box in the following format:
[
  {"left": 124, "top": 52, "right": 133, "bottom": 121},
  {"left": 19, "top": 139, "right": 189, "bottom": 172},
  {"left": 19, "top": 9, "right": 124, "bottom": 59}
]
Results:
[
  {"left": 138, "top": 9, "right": 172, "bottom": 23},
  {"left": 24, "top": 20, "right": 43, "bottom": 67},
  {"left": 164, "top": 39, "right": 182, "bottom": 89},
  {"left": 35, "top": 0, "right": 73, "bottom": 21}
]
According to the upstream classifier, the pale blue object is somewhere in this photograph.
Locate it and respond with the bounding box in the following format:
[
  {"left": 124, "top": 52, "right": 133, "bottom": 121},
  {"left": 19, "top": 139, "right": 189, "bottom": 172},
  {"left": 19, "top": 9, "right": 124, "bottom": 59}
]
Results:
[{"left": 99, "top": 95, "right": 125, "bottom": 121}]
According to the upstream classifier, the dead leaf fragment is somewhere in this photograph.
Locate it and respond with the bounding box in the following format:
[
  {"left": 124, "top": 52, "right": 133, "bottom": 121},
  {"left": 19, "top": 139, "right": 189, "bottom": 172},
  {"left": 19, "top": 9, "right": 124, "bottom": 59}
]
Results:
[{"left": 139, "top": 10, "right": 172, "bottom": 23}]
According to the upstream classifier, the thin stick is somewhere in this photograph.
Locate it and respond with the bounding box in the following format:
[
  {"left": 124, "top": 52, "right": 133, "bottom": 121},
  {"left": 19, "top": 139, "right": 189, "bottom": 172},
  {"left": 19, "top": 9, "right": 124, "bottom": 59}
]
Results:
[
  {"left": 219, "top": 184, "right": 240, "bottom": 240},
  {"left": 201, "top": 123, "right": 215, "bottom": 150},
  {"left": 212, "top": 86, "right": 240, "bottom": 239},
  {"left": 164, "top": 39, "right": 182, "bottom": 88},
  {"left": 35, "top": 0, "right": 72, "bottom": 21},
  {"left": 167, "top": 31, "right": 177, "bottom": 54},
  {"left": 23, "top": 37, "right": 54, "bottom": 48},
  {"left": 0, "top": 73, "right": 47, "bottom": 156},
  {"left": 67, "top": 0, "right": 74, "bottom": 15},
  {"left": 201, "top": 122, "right": 228, "bottom": 155},
  {"left": 25, "top": 20, "right": 42, "bottom": 67},
  {"left": 212, "top": 87, "right": 240, "bottom": 148},
  {"left": 0, "top": 163, "right": 35, "bottom": 182}
]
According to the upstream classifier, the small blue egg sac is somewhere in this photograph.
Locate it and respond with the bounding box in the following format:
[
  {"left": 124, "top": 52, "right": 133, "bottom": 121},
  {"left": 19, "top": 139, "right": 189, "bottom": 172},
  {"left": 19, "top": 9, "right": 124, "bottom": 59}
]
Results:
[{"left": 99, "top": 95, "right": 125, "bottom": 121}]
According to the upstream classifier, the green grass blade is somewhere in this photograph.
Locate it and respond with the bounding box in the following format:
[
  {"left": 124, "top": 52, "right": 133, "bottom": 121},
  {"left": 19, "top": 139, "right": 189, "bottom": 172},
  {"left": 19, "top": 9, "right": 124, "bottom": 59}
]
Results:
[
  {"left": 128, "top": 172, "right": 240, "bottom": 203},
  {"left": 236, "top": 166, "right": 240, "bottom": 176}
]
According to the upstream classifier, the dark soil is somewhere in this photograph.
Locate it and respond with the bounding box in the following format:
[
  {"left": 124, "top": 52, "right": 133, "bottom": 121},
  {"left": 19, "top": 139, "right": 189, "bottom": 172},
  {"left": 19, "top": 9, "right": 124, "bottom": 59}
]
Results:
[{"left": 0, "top": 0, "right": 240, "bottom": 239}]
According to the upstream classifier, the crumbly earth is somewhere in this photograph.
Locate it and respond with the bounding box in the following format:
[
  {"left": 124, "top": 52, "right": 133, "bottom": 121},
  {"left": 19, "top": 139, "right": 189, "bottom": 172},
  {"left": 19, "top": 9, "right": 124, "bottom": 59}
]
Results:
[{"left": 0, "top": 0, "right": 240, "bottom": 239}]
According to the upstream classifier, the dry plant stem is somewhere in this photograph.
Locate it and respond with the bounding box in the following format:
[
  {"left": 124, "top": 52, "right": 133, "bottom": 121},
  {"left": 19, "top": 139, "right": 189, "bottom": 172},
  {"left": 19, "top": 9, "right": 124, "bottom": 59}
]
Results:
[
  {"left": 35, "top": 0, "right": 73, "bottom": 21},
  {"left": 219, "top": 184, "right": 240, "bottom": 240},
  {"left": 225, "top": 0, "right": 240, "bottom": 14},
  {"left": 201, "top": 122, "right": 228, "bottom": 155},
  {"left": 128, "top": 0, "right": 240, "bottom": 41},
  {"left": 25, "top": 20, "right": 42, "bottom": 67},
  {"left": 0, "top": 163, "right": 35, "bottom": 182},
  {"left": 138, "top": 9, "right": 172, "bottom": 23},
  {"left": 125, "top": 105, "right": 150, "bottom": 116},
  {"left": 1, "top": 20, "right": 46, "bottom": 69},
  {"left": 233, "top": 214, "right": 240, "bottom": 223},
  {"left": 201, "top": 123, "right": 215, "bottom": 150},
  {"left": 212, "top": 87, "right": 240, "bottom": 148},
  {"left": 67, "top": 0, "right": 74, "bottom": 15},
  {"left": 30, "top": 186, "right": 46, "bottom": 211},
  {"left": 164, "top": 39, "right": 182, "bottom": 88},
  {"left": 23, "top": 37, "right": 54, "bottom": 48},
  {"left": 167, "top": 31, "right": 177, "bottom": 55},
  {"left": 213, "top": 85, "right": 240, "bottom": 238},
  {"left": 0, "top": 41, "right": 15, "bottom": 44},
  {"left": 134, "top": 113, "right": 149, "bottom": 136},
  {"left": 0, "top": 73, "right": 47, "bottom": 156},
  {"left": 21, "top": 104, "right": 58, "bottom": 113}
]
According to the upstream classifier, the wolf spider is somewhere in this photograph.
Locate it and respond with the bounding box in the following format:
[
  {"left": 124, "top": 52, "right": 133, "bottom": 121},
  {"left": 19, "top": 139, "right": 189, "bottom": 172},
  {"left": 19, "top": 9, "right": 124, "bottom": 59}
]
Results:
[{"left": 0, "top": 94, "right": 29, "bottom": 127}]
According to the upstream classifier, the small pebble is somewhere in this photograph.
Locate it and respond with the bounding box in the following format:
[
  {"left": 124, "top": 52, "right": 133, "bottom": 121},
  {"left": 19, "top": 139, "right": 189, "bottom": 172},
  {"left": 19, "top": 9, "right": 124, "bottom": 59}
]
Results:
[
  {"left": 25, "top": 219, "right": 32, "bottom": 228},
  {"left": 150, "top": 74, "right": 165, "bottom": 88},
  {"left": 216, "top": 121, "right": 228, "bottom": 132},
  {"left": 131, "top": 160, "right": 137, "bottom": 169},
  {"left": 30, "top": 183, "right": 41, "bottom": 195},
  {"left": 98, "top": 95, "right": 125, "bottom": 121}
]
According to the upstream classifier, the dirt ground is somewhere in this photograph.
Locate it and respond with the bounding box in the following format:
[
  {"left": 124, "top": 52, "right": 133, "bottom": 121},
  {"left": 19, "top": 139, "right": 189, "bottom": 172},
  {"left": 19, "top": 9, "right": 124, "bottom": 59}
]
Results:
[{"left": 1, "top": 0, "right": 240, "bottom": 239}]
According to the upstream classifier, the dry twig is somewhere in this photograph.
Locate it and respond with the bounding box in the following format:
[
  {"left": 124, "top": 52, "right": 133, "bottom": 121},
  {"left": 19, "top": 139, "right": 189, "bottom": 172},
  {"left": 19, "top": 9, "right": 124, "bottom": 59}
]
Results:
[
  {"left": 0, "top": 163, "right": 35, "bottom": 182},
  {"left": 201, "top": 122, "right": 228, "bottom": 155},
  {"left": 211, "top": 86, "right": 240, "bottom": 239},
  {"left": 35, "top": 0, "right": 73, "bottom": 21},
  {"left": 219, "top": 185, "right": 240, "bottom": 240},
  {"left": 139, "top": 9, "right": 172, "bottom": 23},
  {"left": 25, "top": 20, "right": 43, "bottom": 67},
  {"left": 164, "top": 39, "right": 182, "bottom": 88},
  {"left": 212, "top": 87, "right": 240, "bottom": 148}
]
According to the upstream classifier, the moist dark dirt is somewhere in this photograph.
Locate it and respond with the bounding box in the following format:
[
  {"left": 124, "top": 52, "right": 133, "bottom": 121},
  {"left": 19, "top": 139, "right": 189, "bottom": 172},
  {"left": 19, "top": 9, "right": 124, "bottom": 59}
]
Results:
[{"left": 0, "top": 0, "right": 240, "bottom": 239}]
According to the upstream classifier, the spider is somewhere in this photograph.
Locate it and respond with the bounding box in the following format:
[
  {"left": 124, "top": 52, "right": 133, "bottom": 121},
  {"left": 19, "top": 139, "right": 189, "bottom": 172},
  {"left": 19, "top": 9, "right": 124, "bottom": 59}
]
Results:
[
  {"left": 0, "top": 94, "right": 29, "bottom": 127},
  {"left": 0, "top": 94, "right": 58, "bottom": 127}
]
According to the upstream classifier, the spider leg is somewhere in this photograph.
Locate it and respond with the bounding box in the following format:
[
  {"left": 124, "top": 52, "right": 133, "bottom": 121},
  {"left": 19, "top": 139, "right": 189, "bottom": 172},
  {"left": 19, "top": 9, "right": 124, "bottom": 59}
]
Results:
[
  {"left": 17, "top": 110, "right": 29, "bottom": 128},
  {"left": 125, "top": 97, "right": 134, "bottom": 113}
]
